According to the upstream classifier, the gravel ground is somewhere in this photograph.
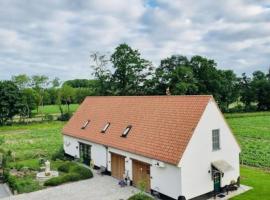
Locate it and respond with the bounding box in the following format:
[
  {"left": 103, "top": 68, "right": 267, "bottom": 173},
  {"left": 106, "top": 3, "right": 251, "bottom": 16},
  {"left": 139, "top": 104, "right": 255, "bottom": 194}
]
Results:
[
  {"left": 1, "top": 172, "right": 139, "bottom": 200},
  {"left": 0, "top": 184, "right": 11, "bottom": 199}
]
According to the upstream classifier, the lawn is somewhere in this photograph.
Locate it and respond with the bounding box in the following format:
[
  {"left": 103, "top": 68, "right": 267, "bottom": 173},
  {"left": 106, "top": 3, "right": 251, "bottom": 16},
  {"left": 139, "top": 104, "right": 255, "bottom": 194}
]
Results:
[
  {"left": 231, "top": 166, "right": 270, "bottom": 200},
  {"left": 0, "top": 121, "right": 64, "bottom": 161},
  {"left": 226, "top": 112, "right": 270, "bottom": 168},
  {"left": 32, "top": 104, "right": 79, "bottom": 115}
]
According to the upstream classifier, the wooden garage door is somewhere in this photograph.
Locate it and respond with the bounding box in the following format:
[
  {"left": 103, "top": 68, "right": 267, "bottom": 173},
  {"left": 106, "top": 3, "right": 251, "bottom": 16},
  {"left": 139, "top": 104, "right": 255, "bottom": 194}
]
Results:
[
  {"left": 111, "top": 153, "right": 125, "bottom": 180},
  {"left": 132, "top": 160, "right": 151, "bottom": 192}
]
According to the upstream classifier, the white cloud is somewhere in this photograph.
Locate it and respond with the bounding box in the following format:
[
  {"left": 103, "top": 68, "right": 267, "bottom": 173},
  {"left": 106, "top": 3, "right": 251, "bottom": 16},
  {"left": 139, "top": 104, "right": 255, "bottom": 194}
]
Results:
[{"left": 0, "top": 0, "right": 269, "bottom": 80}]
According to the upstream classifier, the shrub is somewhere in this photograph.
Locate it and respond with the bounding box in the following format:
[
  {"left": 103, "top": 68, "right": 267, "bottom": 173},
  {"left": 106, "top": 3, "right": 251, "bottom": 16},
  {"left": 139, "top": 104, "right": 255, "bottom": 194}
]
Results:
[
  {"left": 51, "top": 147, "right": 65, "bottom": 161},
  {"left": 57, "top": 113, "right": 72, "bottom": 121},
  {"left": 44, "top": 114, "right": 54, "bottom": 121},
  {"left": 70, "top": 165, "right": 93, "bottom": 179},
  {"left": 128, "top": 194, "right": 154, "bottom": 200},
  {"left": 44, "top": 173, "right": 81, "bottom": 186},
  {"left": 57, "top": 162, "right": 77, "bottom": 173},
  {"left": 44, "top": 176, "right": 64, "bottom": 186}
]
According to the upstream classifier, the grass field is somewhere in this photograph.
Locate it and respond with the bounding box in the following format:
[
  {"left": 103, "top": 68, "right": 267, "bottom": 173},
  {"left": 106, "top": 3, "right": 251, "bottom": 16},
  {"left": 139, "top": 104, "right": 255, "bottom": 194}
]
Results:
[
  {"left": 0, "top": 121, "right": 64, "bottom": 161},
  {"left": 32, "top": 104, "right": 79, "bottom": 115},
  {"left": 231, "top": 166, "right": 270, "bottom": 200},
  {"left": 226, "top": 112, "right": 270, "bottom": 168}
]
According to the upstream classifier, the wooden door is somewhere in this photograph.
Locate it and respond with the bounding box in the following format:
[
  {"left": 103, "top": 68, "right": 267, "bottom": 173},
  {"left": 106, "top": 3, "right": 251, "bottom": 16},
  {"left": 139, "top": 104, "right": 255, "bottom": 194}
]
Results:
[
  {"left": 132, "top": 160, "right": 151, "bottom": 192},
  {"left": 111, "top": 153, "right": 125, "bottom": 180}
]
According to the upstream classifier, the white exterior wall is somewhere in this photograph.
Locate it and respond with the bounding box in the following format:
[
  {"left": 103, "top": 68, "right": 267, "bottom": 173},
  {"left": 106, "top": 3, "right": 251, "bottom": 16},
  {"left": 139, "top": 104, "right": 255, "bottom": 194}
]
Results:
[
  {"left": 108, "top": 147, "right": 182, "bottom": 199},
  {"left": 63, "top": 135, "right": 182, "bottom": 199},
  {"left": 63, "top": 135, "right": 107, "bottom": 167},
  {"left": 179, "top": 100, "right": 240, "bottom": 199}
]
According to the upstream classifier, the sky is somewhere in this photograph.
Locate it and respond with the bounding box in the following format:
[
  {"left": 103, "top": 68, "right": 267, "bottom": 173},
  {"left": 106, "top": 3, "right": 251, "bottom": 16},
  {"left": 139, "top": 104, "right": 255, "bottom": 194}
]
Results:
[{"left": 0, "top": 0, "right": 270, "bottom": 81}]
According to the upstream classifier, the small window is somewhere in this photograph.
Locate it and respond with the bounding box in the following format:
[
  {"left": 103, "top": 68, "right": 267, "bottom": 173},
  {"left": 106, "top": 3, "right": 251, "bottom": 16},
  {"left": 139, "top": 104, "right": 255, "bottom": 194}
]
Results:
[
  {"left": 121, "top": 125, "right": 132, "bottom": 137},
  {"left": 212, "top": 129, "right": 220, "bottom": 151},
  {"left": 101, "top": 122, "right": 110, "bottom": 133},
  {"left": 81, "top": 120, "right": 90, "bottom": 129}
]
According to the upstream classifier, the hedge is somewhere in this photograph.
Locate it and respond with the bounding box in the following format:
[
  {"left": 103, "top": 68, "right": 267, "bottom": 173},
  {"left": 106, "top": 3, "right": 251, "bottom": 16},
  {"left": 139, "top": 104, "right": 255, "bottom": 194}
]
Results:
[{"left": 45, "top": 162, "right": 93, "bottom": 186}]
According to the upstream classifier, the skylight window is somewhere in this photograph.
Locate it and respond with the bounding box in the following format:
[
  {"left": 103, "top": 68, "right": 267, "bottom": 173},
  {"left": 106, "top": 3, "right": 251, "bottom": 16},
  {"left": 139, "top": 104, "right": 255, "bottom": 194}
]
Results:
[
  {"left": 121, "top": 125, "right": 132, "bottom": 137},
  {"left": 101, "top": 122, "right": 110, "bottom": 133},
  {"left": 81, "top": 120, "right": 90, "bottom": 129}
]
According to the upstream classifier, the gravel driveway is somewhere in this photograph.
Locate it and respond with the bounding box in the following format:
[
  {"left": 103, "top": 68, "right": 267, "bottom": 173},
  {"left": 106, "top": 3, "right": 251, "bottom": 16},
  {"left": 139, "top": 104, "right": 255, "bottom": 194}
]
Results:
[
  {"left": 1, "top": 172, "right": 139, "bottom": 200},
  {"left": 0, "top": 184, "right": 11, "bottom": 198}
]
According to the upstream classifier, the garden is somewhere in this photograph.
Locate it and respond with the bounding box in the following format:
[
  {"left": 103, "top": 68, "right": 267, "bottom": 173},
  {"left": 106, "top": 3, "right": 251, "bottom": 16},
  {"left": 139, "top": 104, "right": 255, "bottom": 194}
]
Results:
[{"left": 0, "top": 121, "right": 93, "bottom": 194}]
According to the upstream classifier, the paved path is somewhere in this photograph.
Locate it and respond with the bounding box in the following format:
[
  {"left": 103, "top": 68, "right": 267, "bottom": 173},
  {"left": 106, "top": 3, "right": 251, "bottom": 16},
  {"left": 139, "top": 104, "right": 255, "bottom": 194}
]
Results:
[
  {"left": 1, "top": 172, "right": 139, "bottom": 200},
  {"left": 0, "top": 184, "right": 11, "bottom": 199}
]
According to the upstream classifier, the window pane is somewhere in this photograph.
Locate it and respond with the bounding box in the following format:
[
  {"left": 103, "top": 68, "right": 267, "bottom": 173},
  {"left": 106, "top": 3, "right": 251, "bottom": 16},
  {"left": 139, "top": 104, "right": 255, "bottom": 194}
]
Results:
[{"left": 212, "top": 129, "right": 220, "bottom": 150}]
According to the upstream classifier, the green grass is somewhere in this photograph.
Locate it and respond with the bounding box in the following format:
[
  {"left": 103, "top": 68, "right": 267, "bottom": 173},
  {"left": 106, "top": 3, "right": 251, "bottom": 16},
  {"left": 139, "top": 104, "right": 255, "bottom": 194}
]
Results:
[
  {"left": 32, "top": 104, "right": 79, "bottom": 115},
  {"left": 0, "top": 121, "right": 64, "bottom": 161},
  {"left": 226, "top": 112, "right": 270, "bottom": 168},
  {"left": 231, "top": 166, "right": 270, "bottom": 200}
]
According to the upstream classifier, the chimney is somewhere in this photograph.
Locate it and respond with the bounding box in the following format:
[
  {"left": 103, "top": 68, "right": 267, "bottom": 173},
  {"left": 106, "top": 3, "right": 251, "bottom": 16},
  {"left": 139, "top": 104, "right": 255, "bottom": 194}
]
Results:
[{"left": 166, "top": 87, "right": 171, "bottom": 96}]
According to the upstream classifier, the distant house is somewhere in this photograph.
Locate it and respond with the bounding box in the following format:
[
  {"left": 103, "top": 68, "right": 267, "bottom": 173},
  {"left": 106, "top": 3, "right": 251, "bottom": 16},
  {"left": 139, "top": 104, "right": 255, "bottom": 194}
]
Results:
[{"left": 62, "top": 96, "right": 240, "bottom": 200}]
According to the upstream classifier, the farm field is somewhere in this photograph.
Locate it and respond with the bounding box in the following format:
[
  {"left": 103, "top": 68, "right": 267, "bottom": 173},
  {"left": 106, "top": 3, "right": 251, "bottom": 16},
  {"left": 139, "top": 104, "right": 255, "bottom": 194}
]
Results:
[
  {"left": 32, "top": 104, "right": 79, "bottom": 115},
  {"left": 0, "top": 122, "right": 64, "bottom": 161},
  {"left": 226, "top": 112, "right": 270, "bottom": 168}
]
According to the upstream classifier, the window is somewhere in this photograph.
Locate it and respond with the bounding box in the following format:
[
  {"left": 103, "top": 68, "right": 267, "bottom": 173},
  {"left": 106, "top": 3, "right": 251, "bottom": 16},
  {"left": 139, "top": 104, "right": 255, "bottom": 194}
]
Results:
[
  {"left": 81, "top": 120, "right": 90, "bottom": 129},
  {"left": 212, "top": 129, "right": 220, "bottom": 151},
  {"left": 101, "top": 122, "right": 110, "bottom": 133},
  {"left": 121, "top": 125, "right": 132, "bottom": 137}
]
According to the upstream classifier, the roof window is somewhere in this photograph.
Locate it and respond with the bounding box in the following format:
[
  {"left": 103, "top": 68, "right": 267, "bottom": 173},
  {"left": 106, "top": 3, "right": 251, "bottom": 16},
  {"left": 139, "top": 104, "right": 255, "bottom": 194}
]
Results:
[
  {"left": 121, "top": 125, "right": 132, "bottom": 137},
  {"left": 101, "top": 122, "right": 110, "bottom": 133},
  {"left": 81, "top": 120, "right": 90, "bottom": 129}
]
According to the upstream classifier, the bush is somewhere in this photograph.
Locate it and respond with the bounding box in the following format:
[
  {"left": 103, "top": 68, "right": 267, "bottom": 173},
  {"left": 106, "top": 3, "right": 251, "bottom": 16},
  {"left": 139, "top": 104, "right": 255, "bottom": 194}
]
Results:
[
  {"left": 70, "top": 165, "right": 93, "bottom": 179},
  {"left": 45, "top": 162, "right": 93, "bottom": 186},
  {"left": 128, "top": 194, "right": 154, "bottom": 200},
  {"left": 51, "top": 147, "right": 66, "bottom": 161},
  {"left": 44, "top": 114, "right": 54, "bottom": 121},
  {"left": 57, "top": 162, "right": 77, "bottom": 173},
  {"left": 57, "top": 113, "right": 72, "bottom": 121},
  {"left": 44, "top": 173, "right": 81, "bottom": 186}
]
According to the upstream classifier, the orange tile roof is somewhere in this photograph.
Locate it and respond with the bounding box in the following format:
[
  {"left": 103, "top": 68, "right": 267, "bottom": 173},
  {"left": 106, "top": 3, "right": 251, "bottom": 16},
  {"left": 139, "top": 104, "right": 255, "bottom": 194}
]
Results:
[{"left": 62, "top": 95, "right": 212, "bottom": 165}]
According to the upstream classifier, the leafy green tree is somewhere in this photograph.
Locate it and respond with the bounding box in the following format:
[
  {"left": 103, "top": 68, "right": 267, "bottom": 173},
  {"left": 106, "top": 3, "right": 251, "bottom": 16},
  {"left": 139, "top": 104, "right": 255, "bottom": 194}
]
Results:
[
  {"left": 51, "top": 77, "right": 61, "bottom": 88},
  {"left": 30, "top": 75, "right": 49, "bottom": 114},
  {"left": 154, "top": 55, "right": 197, "bottom": 95},
  {"left": 239, "top": 73, "right": 256, "bottom": 110},
  {"left": 90, "top": 52, "right": 111, "bottom": 95},
  {"left": 59, "top": 85, "right": 75, "bottom": 112},
  {"left": 218, "top": 70, "right": 240, "bottom": 110},
  {"left": 0, "top": 81, "right": 23, "bottom": 125},
  {"left": 110, "top": 44, "right": 152, "bottom": 95},
  {"left": 20, "top": 88, "right": 38, "bottom": 118},
  {"left": 11, "top": 74, "right": 30, "bottom": 89},
  {"left": 252, "top": 71, "right": 270, "bottom": 110}
]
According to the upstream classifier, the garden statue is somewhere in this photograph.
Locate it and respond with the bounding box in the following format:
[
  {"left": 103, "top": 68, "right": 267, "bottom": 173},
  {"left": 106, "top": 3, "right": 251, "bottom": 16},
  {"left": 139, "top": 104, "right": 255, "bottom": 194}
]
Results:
[{"left": 45, "top": 160, "right": 51, "bottom": 176}]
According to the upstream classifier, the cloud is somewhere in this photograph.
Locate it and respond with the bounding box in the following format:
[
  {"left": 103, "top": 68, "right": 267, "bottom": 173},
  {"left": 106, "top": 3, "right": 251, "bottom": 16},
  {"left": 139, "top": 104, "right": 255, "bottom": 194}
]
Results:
[{"left": 0, "top": 0, "right": 269, "bottom": 81}]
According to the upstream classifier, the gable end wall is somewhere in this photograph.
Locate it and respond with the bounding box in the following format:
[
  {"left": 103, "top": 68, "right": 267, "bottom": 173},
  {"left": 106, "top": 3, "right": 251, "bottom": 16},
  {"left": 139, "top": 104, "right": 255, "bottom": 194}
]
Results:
[{"left": 179, "top": 100, "right": 240, "bottom": 199}]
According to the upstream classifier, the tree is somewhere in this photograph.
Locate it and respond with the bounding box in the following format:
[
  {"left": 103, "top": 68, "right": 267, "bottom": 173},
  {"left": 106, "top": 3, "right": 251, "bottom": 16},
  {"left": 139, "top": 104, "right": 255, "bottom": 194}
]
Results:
[
  {"left": 0, "top": 81, "right": 22, "bottom": 125},
  {"left": 30, "top": 75, "right": 49, "bottom": 113},
  {"left": 239, "top": 73, "right": 256, "bottom": 109},
  {"left": 110, "top": 44, "right": 152, "bottom": 95},
  {"left": 20, "top": 88, "right": 38, "bottom": 118},
  {"left": 218, "top": 70, "right": 240, "bottom": 110},
  {"left": 59, "top": 85, "right": 75, "bottom": 112},
  {"left": 252, "top": 71, "right": 270, "bottom": 110},
  {"left": 51, "top": 77, "right": 61, "bottom": 88},
  {"left": 90, "top": 52, "right": 111, "bottom": 95},
  {"left": 154, "top": 55, "right": 197, "bottom": 95},
  {"left": 11, "top": 74, "right": 30, "bottom": 89}
]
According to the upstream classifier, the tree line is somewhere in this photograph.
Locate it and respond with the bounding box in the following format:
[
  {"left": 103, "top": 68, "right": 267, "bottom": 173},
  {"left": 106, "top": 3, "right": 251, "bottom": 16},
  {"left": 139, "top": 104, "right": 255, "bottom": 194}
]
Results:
[{"left": 0, "top": 43, "right": 269, "bottom": 125}]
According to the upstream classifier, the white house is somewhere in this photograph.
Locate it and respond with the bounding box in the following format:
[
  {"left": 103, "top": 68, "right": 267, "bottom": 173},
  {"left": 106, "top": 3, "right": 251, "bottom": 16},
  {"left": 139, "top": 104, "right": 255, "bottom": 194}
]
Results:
[{"left": 62, "top": 96, "right": 240, "bottom": 200}]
